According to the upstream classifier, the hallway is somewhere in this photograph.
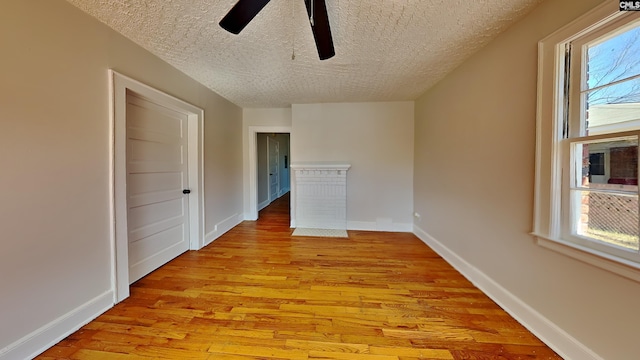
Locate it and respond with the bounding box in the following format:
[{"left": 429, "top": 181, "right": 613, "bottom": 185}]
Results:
[{"left": 257, "top": 192, "right": 292, "bottom": 229}]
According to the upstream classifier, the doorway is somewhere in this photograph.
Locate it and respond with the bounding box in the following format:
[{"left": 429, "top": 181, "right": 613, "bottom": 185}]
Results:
[
  {"left": 247, "top": 126, "right": 291, "bottom": 220},
  {"left": 256, "top": 133, "right": 290, "bottom": 211}
]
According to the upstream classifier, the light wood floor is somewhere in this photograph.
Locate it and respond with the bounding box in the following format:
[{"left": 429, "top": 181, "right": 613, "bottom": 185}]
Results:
[{"left": 39, "top": 194, "right": 560, "bottom": 359}]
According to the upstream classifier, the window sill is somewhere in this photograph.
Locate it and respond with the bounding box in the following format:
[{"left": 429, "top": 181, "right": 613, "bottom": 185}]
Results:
[{"left": 532, "top": 233, "right": 640, "bottom": 283}]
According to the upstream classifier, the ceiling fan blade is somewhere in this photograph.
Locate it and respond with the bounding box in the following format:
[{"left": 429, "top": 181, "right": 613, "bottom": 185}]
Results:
[
  {"left": 304, "top": 0, "right": 335, "bottom": 60},
  {"left": 219, "top": 0, "right": 271, "bottom": 34}
]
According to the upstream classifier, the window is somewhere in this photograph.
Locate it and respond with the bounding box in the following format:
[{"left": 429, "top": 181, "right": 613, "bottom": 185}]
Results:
[
  {"left": 589, "top": 152, "right": 605, "bottom": 176},
  {"left": 535, "top": 1, "right": 640, "bottom": 280}
]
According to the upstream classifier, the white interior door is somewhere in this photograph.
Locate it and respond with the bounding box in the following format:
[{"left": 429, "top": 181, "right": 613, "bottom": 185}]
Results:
[
  {"left": 126, "top": 92, "right": 190, "bottom": 284},
  {"left": 268, "top": 136, "right": 280, "bottom": 202}
]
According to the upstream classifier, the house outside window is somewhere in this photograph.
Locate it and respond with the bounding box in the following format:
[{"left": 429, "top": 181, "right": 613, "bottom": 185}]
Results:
[{"left": 535, "top": 1, "right": 640, "bottom": 280}]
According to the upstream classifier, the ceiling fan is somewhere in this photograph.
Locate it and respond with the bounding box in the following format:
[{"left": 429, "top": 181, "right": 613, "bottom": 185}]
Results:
[{"left": 219, "top": 0, "right": 335, "bottom": 60}]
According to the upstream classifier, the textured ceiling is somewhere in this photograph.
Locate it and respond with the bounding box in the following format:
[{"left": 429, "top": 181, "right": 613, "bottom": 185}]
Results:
[{"left": 65, "top": 0, "right": 543, "bottom": 108}]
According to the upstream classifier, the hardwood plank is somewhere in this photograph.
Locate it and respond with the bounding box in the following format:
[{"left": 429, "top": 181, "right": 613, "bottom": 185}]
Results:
[
  {"left": 284, "top": 339, "right": 370, "bottom": 353},
  {"left": 370, "top": 346, "right": 453, "bottom": 359},
  {"left": 37, "top": 193, "right": 560, "bottom": 359},
  {"left": 207, "top": 343, "right": 308, "bottom": 360},
  {"left": 307, "top": 351, "right": 397, "bottom": 360},
  {"left": 69, "top": 349, "right": 150, "bottom": 360}
]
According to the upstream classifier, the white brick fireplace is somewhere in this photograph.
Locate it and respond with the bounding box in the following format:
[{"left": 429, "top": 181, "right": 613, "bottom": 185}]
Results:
[{"left": 290, "top": 162, "right": 351, "bottom": 230}]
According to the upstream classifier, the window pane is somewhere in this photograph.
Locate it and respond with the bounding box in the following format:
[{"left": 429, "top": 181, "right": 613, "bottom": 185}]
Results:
[
  {"left": 572, "top": 137, "right": 639, "bottom": 250},
  {"left": 586, "top": 78, "right": 640, "bottom": 134},
  {"left": 587, "top": 22, "right": 640, "bottom": 90},
  {"left": 573, "top": 138, "right": 638, "bottom": 189},
  {"left": 589, "top": 153, "right": 605, "bottom": 175},
  {"left": 574, "top": 190, "right": 639, "bottom": 251}
]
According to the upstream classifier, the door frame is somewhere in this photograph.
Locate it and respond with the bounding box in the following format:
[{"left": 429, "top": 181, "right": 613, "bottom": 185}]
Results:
[
  {"left": 109, "top": 70, "right": 204, "bottom": 302},
  {"left": 247, "top": 126, "right": 291, "bottom": 220}
]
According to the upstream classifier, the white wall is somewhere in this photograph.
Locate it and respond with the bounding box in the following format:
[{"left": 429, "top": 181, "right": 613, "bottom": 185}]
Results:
[
  {"left": 0, "top": 1, "right": 243, "bottom": 358},
  {"left": 413, "top": 0, "right": 640, "bottom": 359},
  {"left": 292, "top": 102, "right": 414, "bottom": 231}
]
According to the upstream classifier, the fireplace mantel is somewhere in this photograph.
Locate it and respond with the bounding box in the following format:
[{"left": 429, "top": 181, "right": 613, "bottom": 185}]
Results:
[
  {"left": 290, "top": 162, "right": 351, "bottom": 230},
  {"left": 290, "top": 162, "right": 351, "bottom": 171}
]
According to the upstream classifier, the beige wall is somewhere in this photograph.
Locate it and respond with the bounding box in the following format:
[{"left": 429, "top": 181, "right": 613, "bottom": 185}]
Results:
[
  {"left": 292, "top": 102, "right": 414, "bottom": 230},
  {"left": 0, "top": 0, "right": 242, "bottom": 355},
  {"left": 413, "top": 0, "right": 639, "bottom": 358}
]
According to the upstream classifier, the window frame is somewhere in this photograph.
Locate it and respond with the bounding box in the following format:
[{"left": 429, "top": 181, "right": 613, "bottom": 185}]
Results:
[
  {"left": 565, "top": 133, "right": 640, "bottom": 259},
  {"left": 534, "top": 0, "right": 640, "bottom": 281}
]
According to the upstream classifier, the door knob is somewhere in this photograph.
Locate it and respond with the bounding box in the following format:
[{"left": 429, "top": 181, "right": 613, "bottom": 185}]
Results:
[{"left": 183, "top": 189, "right": 191, "bottom": 194}]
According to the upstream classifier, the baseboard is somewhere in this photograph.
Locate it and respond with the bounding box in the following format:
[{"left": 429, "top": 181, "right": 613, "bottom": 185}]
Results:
[
  {"left": 412, "top": 225, "right": 603, "bottom": 360},
  {"left": 347, "top": 220, "right": 413, "bottom": 232},
  {"left": 258, "top": 199, "right": 270, "bottom": 211},
  {"left": 244, "top": 212, "right": 258, "bottom": 221},
  {"left": 0, "top": 290, "right": 113, "bottom": 360},
  {"left": 204, "top": 213, "right": 243, "bottom": 246}
]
